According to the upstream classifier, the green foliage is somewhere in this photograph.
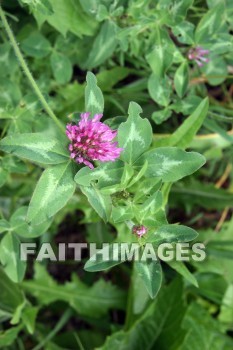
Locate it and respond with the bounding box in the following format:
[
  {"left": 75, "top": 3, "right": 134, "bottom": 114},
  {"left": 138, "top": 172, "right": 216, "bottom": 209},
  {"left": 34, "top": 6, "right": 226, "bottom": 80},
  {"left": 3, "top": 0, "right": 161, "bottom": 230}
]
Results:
[
  {"left": 85, "top": 71, "right": 104, "bottom": 116},
  {"left": 21, "top": 31, "right": 52, "bottom": 58},
  {"left": 136, "top": 148, "right": 205, "bottom": 182},
  {"left": 158, "top": 98, "right": 209, "bottom": 148},
  {"left": 84, "top": 243, "right": 135, "bottom": 272},
  {"left": 50, "top": 51, "right": 73, "bottom": 85},
  {"left": 152, "top": 224, "right": 198, "bottom": 244},
  {"left": 22, "top": 264, "right": 126, "bottom": 317},
  {"left": 148, "top": 73, "right": 172, "bottom": 107},
  {"left": 33, "top": 0, "right": 98, "bottom": 37},
  {"left": 80, "top": 185, "right": 112, "bottom": 222},
  {"left": 20, "top": 0, "right": 53, "bottom": 15},
  {"left": 0, "top": 133, "right": 69, "bottom": 165},
  {"left": 27, "top": 162, "right": 76, "bottom": 224},
  {"left": 85, "top": 21, "right": 118, "bottom": 69},
  {"left": 0, "top": 268, "right": 25, "bottom": 323},
  {"left": 135, "top": 260, "right": 162, "bottom": 299},
  {"left": 174, "top": 61, "right": 189, "bottom": 98},
  {"left": 118, "top": 102, "right": 152, "bottom": 164},
  {"left": 0, "top": 325, "right": 22, "bottom": 347},
  {"left": 0, "top": 233, "right": 26, "bottom": 283}
]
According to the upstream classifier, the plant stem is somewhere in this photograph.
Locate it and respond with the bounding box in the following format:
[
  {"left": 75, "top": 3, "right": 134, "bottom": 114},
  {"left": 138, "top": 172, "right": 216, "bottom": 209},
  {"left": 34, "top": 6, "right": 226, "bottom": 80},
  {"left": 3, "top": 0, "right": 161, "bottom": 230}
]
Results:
[
  {"left": 74, "top": 333, "right": 85, "bottom": 350},
  {"left": 0, "top": 4, "right": 64, "bottom": 132},
  {"left": 32, "top": 308, "right": 72, "bottom": 350},
  {"left": 124, "top": 262, "right": 135, "bottom": 330}
]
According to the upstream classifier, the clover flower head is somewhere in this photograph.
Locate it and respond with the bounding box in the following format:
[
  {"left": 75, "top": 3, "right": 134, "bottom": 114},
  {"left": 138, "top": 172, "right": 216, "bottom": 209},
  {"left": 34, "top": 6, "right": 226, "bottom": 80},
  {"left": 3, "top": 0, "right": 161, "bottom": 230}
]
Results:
[
  {"left": 66, "top": 112, "right": 123, "bottom": 169},
  {"left": 132, "top": 225, "right": 148, "bottom": 237},
  {"left": 188, "top": 46, "right": 210, "bottom": 67}
]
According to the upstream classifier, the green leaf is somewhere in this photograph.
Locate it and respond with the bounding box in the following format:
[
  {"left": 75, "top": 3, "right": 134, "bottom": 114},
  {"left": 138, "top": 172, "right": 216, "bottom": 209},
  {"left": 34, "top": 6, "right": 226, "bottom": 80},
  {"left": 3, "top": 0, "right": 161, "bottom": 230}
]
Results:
[
  {"left": 0, "top": 233, "right": 26, "bottom": 283},
  {"left": 135, "top": 191, "right": 164, "bottom": 226},
  {"left": 74, "top": 160, "right": 124, "bottom": 188},
  {"left": 21, "top": 306, "right": 38, "bottom": 335},
  {"left": 152, "top": 107, "right": 172, "bottom": 125},
  {"left": 180, "top": 303, "right": 233, "bottom": 349},
  {"left": 132, "top": 266, "right": 150, "bottom": 315},
  {"left": 174, "top": 61, "right": 189, "bottom": 98},
  {"left": 96, "top": 4, "right": 109, "bottom": 21},
  {"left": 111, "top": 205, "right": 134, "bottom": 223},
  {"left": 0, "top": 220, "right": 10, "bottom": 234},
  {"left": 195, "top": 4, "right": 225, "bottom": 43},
  {"left": 85, "top": 244, "right": 124, "bottom": 272},
  {"left": 0, "top": 267, "right": 25, "bottom": 322},
  {"left": 172, "top": 21, "right": 195, "bottom": 44},
  {"left": 0, "top": 167, "right": 8, "bottom": 188},
  {"left": 171, "top": 180, "right": 233, "bottom": 210},
  {"left": 85, "top": 21, "right": 118, "bottom": 69},
  {"left": 153, "top": 225, "right": 198, "bottom": 244},
  {"left": 148, "top": 74, "right": 172, "bottom": 107},
  {"left": 84, "top": 243, "right": 140, "bottom": 272},
  {"left": 85, "top": 72, "right": 104, "bottom": 116},
  {"left": 97, "top": 67, "right": 130, "bottom": 91},
  {"left": 27, "top": 162, "right": 75, "bottom": 225},
  {"left": 99, "top": 278, "right": 184, "bottom": 349},
  {"left": 135, "top": 260, "right": 162, "bottom": 299},
  {"left": 2, "top": 155, "right": 28, "bottom": 174},
  {"left": 155, "top": 295, "right": 233, "bottom": 349},
  {"left": 167, "top": 260, "right": 198, "bottom": 287},
  {"left": 80, "top": 185, "right": 112, "bottom": 222},
  {"left": 209, "top": 33, "right": 233, "bottom": 55},
  {"left": 170, "top": 95, "right": 203, "bottom": 116},
  {"left": 127, "top": 161, "right": 148, "bottom": 188},
  {"left": 118, "top": 102, "right": 152, "bottom": 164},
  {"left": 0, "top": 325, "right": 22, "bottom": 347},
  {"left": 134, "top": 178, "right": 162, "bottom": 202},
  {"left": 201, "top": 56, "right": 228, "bottom": 86},
  {"left": 21, "top": 32, "right": 51, "bottom": 58},
  {"left": 146, "top": 31, "right": 173, "bottom": 77},
  {"left": 0, "top": 43, "right": 18, "bottom": 78},
  {"left": 193, "top": 273, "right": 228, "bottom": 304},
  {"left": 160, "top": 98, "right": 209, "bottom": 148},
  {"left": 50, "top": 51, "right": 72, "bottom": 84},
  {"left": 136, "top": 147, "right": 206, "bottom": 182},
  {"left": 79, "top": 0, "right": 102, "bottom": 16},
  {"left": 0, "top": 133, "right": 69, "bottom": 165},
  {"left": 158, "top": 0, "right": 193, "bottom": 26},
  {"left": 35, "top": 0, "right": 98, "bottom": 37},
  {"left": 10, "top": 207, "right": 52, "bottom": 238},
  {"left": 22, "top": 264, "right": 126, "bottom": 317},
  {"left": 21, "top": 0, "right": 53, "bottom": 15},
  {"left": 0, "top": 80, "right": 21, "bottom": 107},
  {"left": 219, "top": 284, "right": 233, "bottom": 326}
]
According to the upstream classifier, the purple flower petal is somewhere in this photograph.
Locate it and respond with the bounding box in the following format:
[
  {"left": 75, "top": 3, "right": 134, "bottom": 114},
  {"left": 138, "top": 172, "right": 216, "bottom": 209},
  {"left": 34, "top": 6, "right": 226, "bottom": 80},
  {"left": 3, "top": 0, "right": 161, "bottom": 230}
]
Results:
[
  {"left": 188, "top": 46, "right": 210, "bottom": 67},
  {"left": 66, "top": 113, "right": 123, "bottom": 169}
]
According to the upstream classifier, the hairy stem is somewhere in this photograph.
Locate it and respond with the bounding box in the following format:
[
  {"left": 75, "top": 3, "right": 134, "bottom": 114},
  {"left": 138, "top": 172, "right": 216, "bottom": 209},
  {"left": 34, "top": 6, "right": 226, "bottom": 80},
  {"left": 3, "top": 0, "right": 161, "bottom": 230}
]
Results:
[{"left": 0, "top": 4, "right": 64, "bottom": 132}]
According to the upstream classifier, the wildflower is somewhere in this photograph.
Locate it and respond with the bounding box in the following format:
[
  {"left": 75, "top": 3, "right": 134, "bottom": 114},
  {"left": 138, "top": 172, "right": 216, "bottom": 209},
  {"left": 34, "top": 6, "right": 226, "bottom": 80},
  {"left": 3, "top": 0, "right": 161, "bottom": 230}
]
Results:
[
  {"left": 66, "top": 112, "right": 123, "bottom": 169},
  {"left": 188, "top": 47, "right": 209, "bottom": 67},
  {"left": 132, "top": 225, "right": 148, "bottom": 237}
]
